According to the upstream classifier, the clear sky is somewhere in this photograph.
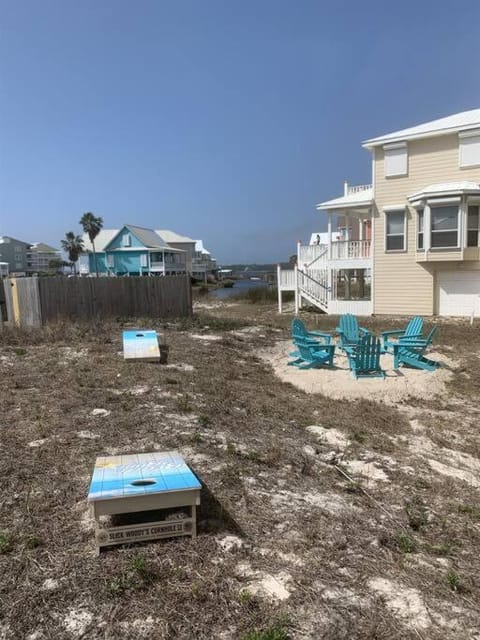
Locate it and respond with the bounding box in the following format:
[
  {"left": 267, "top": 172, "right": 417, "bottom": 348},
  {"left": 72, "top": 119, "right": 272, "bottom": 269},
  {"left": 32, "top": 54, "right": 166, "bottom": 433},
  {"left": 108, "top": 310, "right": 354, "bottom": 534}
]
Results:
[{"left": 1, "top": 0, "right": 480, "bottom": 264}]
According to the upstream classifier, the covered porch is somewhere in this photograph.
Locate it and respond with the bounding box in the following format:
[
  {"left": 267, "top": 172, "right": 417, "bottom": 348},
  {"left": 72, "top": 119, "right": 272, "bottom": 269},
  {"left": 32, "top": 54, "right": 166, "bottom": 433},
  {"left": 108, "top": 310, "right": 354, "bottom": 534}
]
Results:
[{"left": 277, "top": 182, "right": 374, "bottom": 314}]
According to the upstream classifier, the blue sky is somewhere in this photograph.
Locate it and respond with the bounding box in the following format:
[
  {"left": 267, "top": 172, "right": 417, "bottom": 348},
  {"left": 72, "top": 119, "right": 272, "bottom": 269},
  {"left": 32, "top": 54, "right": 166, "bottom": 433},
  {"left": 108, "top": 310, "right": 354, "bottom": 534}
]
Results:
[{"left": 1, "top": 0, "right": 480, "bottom": 263}]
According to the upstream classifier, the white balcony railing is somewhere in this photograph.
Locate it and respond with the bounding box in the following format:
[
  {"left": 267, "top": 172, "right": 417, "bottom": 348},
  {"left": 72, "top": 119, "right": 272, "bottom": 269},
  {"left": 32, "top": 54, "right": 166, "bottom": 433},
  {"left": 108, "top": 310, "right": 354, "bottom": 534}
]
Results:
[
  {"left": 331, "top": 240, "right": 371, "bottom": 260},
  {"left": 298, "top": 244, "right": 328, "bottom": 266},
  {"left": 347, "top": 183, "right": 372, "bottom": 195}
]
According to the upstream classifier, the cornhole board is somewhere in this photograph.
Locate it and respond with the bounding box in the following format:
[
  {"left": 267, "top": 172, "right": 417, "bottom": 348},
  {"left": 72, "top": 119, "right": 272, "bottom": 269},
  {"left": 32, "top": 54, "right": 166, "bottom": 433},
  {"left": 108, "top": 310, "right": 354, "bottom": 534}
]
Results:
[
  {"left": 123, "top": 330, "right": 160, "bottom": 362},
  {"left": 87, "top": 451, "right": 201, "bottom": 553}
]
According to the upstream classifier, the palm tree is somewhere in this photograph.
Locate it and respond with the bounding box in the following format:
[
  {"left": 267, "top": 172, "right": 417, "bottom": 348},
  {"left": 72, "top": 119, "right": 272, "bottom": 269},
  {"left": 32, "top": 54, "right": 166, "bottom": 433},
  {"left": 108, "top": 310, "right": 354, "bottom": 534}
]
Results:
[
  {"left": 80, "top": 212, "right": 103, "bottom": 277},
  {"left": 61, "top": 232, "right": 84, "bottom": 276}
]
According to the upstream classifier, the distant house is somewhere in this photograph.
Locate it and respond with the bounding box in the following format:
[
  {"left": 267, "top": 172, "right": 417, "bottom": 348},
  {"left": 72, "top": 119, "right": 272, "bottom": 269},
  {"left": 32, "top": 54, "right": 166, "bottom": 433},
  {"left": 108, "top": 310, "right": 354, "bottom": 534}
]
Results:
[
  {"left": 81, "top": 225, "right": 217, "bottom": 277},
  {"left": 0, "top": 236, "right": 30, "bottom": 275},
  {"left": 192, "top": 240, "right": 217, "bottom": 279},
  {"left": 155, "top": 230, "right": 196, "bottom": 273},
  {"left": 26, "top": 243, "right": 62, "bottom": 273},
  {"left": 0, "top": 236, "right": 60, "bottom": 275},
  {"left": 81, "top": 224, "right": 186, "bottom": 276}
]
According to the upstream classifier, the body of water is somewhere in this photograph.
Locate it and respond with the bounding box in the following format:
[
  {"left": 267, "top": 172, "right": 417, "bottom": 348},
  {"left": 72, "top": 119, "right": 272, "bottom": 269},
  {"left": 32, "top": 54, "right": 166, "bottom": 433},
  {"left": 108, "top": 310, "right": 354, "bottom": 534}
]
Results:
[{"left": 210, "top": 279, "right": 270, "bottom": 299}]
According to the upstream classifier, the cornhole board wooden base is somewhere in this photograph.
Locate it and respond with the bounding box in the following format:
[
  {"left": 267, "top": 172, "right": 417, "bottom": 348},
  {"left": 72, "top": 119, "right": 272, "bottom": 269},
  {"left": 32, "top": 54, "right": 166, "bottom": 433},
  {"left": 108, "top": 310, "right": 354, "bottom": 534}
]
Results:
[
  {"left": 87, "top": 451, "right": 201, "bottom": 554},
  {"left": 123, "top": 330, "right": 161, "bottom": 362}
]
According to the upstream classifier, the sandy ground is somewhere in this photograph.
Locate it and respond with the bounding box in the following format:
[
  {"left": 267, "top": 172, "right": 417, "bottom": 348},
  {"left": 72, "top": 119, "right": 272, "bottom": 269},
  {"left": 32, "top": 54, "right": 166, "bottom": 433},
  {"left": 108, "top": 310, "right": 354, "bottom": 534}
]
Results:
[{"left": 260, "top": 340, "right": 455, "bottom": 403}]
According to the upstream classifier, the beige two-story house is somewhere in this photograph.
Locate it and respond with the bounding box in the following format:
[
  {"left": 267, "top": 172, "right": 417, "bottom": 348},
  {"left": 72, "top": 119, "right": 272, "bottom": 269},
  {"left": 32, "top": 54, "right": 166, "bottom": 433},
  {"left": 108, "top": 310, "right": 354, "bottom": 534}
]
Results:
[{"left": 278, "top": 109, "right": 480, "bottom": 317}]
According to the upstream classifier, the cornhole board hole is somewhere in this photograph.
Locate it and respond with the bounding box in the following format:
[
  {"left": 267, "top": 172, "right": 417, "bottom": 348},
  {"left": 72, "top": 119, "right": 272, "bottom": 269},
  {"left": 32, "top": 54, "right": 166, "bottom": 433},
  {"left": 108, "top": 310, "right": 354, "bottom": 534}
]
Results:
[
  {"left": 87, "top": 451, "right": 201, "bottom": 553},
  {"left": 123, "top": 330, "right": 160, "bottom": 362}
]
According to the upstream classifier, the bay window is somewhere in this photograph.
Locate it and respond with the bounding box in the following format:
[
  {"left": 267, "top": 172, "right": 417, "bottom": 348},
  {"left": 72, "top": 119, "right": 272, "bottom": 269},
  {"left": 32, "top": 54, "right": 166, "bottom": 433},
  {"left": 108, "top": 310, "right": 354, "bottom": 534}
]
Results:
[{"left": 430, "top": 205, "right": 459, "bottom": 248}]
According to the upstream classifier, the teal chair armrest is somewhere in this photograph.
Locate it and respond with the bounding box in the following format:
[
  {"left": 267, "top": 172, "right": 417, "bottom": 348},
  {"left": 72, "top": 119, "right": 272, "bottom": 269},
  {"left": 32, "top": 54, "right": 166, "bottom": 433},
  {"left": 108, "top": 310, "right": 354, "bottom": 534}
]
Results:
[{"left": 381, "top": 329, "right": 405, "bottom": 339}]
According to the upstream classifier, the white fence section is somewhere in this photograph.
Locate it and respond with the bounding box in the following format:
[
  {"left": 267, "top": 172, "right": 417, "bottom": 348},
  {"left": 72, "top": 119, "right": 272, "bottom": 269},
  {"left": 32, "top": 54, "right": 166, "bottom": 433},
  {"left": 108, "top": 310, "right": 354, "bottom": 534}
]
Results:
[
  {"left": 278, "top": 268, "right": 296, "bottom": 291},
  {"left": 331, "top": 240, "right": 371, "bottom": 260}
]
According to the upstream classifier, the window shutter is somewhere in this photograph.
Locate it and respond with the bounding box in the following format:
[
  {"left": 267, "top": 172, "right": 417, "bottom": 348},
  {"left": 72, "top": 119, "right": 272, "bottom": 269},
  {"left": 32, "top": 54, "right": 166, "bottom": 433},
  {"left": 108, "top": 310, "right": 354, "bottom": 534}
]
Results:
[
  {"left": 459, "top": 132, "right": 480, "bottom": 167},
  {"left": 384, "top": 143, "right": 407, "bottom": 177}
]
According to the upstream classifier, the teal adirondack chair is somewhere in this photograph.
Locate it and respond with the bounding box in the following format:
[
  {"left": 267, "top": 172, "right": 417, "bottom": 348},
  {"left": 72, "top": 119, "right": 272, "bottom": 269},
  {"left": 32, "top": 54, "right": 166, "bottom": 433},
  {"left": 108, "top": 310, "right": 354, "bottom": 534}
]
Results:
[
  {"left": 399, "top": 326, "right": 437, "bottom": 350},
  {"left": 381, "top": 316, "right": 424, "bottom": 353},
  {"left": 393, "top": 342, "right": 439, "bottom": 371},
  {"left": 291, "top": 318, "right": 332, "bottom": 345},
  {"left": 348, "top": 334, "right": 385, "bottom": 379},
  {"left": 335, "top": 314, "right": 370, "bottom": 354},
  {"left": 288, "top": 340, "right": 335, "bottom": 369}
]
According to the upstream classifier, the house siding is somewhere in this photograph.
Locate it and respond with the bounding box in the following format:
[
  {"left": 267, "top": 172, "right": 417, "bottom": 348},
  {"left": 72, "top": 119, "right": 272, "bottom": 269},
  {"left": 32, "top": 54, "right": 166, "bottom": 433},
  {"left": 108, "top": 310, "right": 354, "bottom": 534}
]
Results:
[
  {"left": 88, "top": 251, "right": 147, "bottom": 274},
  {"left": 373, "top": 133, "right": 480, "bottom": 315}
]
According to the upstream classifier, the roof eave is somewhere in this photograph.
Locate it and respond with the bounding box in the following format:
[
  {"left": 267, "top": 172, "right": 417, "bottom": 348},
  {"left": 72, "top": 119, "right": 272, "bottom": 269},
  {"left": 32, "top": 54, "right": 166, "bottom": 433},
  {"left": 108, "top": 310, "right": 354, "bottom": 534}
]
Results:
[
  {"left": 363, "top": 122, "right": 480, "bottom": 149},
  {"left": 316, "top": 199, "right": 373, "bottom": 211}
]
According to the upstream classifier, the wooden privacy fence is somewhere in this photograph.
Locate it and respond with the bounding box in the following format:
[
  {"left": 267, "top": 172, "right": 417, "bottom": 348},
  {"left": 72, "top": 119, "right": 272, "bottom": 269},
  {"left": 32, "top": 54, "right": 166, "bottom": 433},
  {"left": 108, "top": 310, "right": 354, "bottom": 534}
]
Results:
[{"left": 2, "top": 275, "right": 192, "bottom": 327}]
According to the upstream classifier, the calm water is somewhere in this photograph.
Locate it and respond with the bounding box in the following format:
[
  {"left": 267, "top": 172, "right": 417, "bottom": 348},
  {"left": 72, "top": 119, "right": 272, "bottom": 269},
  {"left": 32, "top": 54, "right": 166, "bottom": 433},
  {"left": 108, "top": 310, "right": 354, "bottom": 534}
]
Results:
[{"left": 210, "top": 279, "right": 270, "bottom": 299}]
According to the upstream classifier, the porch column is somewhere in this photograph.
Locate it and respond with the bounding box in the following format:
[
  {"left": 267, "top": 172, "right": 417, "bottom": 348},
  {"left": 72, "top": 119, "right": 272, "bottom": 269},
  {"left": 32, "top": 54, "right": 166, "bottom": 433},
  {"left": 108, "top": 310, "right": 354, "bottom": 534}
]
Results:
[
  {"left": 163, "top": 251, "right": 166, "bottom": 275},
  {"left": 359, "top": 218, "right": 364, "bottom": 241},
  {"left": 294, "top": 264, "right": 299, "bottom": 315},
  {"left": 424, "top": 204, "right": 431, "bottom": 252},
  {"left": 148, "top": 251, "right": 151, "bottom": 275},
  {"left": 327, "top": 213, "right": 332, "bottom": 260},
  {"left": 277, "top": 264, "right": 282, "bottom": 314},
  {"left": 345, "top": 215, "right": 351, "bottom": 241}
]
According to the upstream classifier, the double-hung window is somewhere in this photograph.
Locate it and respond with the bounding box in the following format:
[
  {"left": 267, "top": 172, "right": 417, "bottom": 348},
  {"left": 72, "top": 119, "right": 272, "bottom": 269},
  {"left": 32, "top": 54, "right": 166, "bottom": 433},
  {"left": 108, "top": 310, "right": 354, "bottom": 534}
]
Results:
[
  {"left": 467, "top": 205, "right": 480, "bottom": 247},
  {"left": 417, "top": 209, "right": 424, "bottom": 249},
  {"left": 385, "top": 210, "right": 406, "bottom": 251},
  {"left": 430, "top": 205, "right": 459, "bottom": 248},
  {"left": 122, "top": 233, "right": 131, "bottom": 247}
]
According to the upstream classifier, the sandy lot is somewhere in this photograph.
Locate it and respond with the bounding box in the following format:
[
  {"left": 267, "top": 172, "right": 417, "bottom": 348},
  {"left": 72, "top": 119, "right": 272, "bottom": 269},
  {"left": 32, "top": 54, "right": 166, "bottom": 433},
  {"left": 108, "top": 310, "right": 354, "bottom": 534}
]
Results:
[
  {"left": 0, "top": 306, "right": 479, "bottom": 640},
  {"left": 260, "top": 340, "right": 455, "bottom": 403}
]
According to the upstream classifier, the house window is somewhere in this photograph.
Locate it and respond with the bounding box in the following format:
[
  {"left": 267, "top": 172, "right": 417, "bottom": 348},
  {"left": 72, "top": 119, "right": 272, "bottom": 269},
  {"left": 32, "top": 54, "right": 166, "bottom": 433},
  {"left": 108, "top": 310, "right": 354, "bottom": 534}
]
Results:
[
  {"left": 459, "top": 131, "right": 480, "bottom": 167},
  {"left": 384, "top": 143, "right": 407, "bottom": 177},
  {"left": 430, "top": 205, "right": 459, "bottom": 248},
  {"left": 140, "top": 254, "right": 148, "bottom": 268},
  {"left": 122, "top": 234, "right": 131, "bottom": 247},
  {"left": 106, "top": 254, "right": 114, "bottom": 268},
  {"left": 385, "top": 210, "right": 406, "bottom": 251},
  {"left": 467, "top": 205, "right": 480, "bottom": 247},
  {"left": 417, "top": 209, "right": 424, "bottom": 250}
]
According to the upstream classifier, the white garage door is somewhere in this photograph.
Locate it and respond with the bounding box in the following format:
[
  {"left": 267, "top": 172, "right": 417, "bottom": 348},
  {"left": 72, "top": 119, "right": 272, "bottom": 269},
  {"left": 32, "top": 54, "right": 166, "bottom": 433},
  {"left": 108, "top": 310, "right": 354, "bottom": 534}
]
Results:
[{"left": 437, "top": 271, "right": 480, "bottom": 317}]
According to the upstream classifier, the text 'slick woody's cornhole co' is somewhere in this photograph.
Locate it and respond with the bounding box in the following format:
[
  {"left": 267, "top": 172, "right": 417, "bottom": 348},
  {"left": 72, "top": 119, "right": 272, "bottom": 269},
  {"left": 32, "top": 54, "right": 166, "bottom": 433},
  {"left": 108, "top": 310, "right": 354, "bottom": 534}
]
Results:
[{"left": 87, "top": 451, "right": 201, "bottom": 553}]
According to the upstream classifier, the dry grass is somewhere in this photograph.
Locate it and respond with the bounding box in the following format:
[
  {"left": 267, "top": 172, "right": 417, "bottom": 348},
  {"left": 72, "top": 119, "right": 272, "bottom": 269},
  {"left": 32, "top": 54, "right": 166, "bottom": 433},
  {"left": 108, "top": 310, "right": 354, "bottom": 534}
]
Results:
[{"left": 0, "top": 304, "right": 479, "bottom": 639}]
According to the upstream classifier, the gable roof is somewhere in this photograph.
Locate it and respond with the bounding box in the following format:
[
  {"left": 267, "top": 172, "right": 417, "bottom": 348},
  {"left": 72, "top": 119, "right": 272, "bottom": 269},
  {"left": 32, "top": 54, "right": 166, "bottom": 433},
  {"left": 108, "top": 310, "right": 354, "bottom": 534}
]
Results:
[
  {"left": 363, "top": 108, "right": 480, "bottom": 148},
  {"left": 124, "top": 225, "right": 169, "bottom": 248},
  {"left": 156, "top": 229, "right": 196, "bottom": 244},
  {"left": 0, "top": 235, "right": 30, "bottom": 247},
  {"left": 194, "top": 240, "right": 211, "bottom": 255},
  {"left": 81, "top": 229, "right": 118, "bottom": 252},
  {"left": 29, "top": 242, "right": 59, "bottom": 253}
]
